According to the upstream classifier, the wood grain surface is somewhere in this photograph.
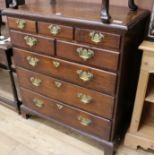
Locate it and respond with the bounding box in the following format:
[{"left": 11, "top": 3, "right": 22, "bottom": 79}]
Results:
[{"left": 14, "top": 51, "right": 117, "bottom": 96}]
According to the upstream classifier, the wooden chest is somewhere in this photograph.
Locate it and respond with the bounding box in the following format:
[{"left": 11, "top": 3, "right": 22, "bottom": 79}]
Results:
[{"left": 4, "top": 1, "right": 150, "bottom": 154}]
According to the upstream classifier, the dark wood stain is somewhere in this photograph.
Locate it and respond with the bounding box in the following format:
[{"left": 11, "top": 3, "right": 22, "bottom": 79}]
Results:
[
  {"left": 4, "top": 1, "right": 150, "bottom": 154},
  {"left": 14, "top": 48, "right": 117, "bottom": 95},
  {"left": 10, "top": 30, "right": 55, "bottom": 56},
  {"left": 56, "top": 40, "right": 120, "bottom": 72},
  {"left": 16, "top": 67, "right": 114, "bottom": 119},
  {"left": 21, "top": 88, "right": 111, "bottom": 140}
]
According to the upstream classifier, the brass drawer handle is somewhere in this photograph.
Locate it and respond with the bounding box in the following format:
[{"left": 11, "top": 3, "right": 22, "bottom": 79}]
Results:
[
  {"left": 53, "top": 61, "right": 60, "bottom": 68},
  {"left": 33, "top": 98, "right": 44, "bottom": 108},
  {"left": 48, "top": 24, "right": 61, "bottom": 36},
  {"left": 78, "top": 116, "right": 92, "bottom": 126},
  {"left": 76, "top": 47, "right": 94, "bottom": 61},
  {"left": 16, "top": 19, "right": 26, "bottom": 29},
  {"left": 30, "top": 77, "right": 42, "bottom": 87},
  {"left": 56, "top": 104, "right": 64, "bottom": 110},
  {"left": 26, "top": 56, "right": 39, "bottom": 67},
  {"left": 89, "top": 31, "right": 104, "bottom": 44},
  {"left": 77, "top": 70, "right": 93, "bottom": 82},
  {"left": 24, "top": 36, "right": 37, "bottom": 47},
  {"left": 77, "top": 93, "right": 92, "bottom": 105},
  {"left": 54, "top": 81, "right": 62, "bottom": 88}
]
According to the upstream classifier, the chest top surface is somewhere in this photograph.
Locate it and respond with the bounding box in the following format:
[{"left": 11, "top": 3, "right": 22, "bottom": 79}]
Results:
[{"left": 3, "top": 0, "right": 149, "bottom": 31}]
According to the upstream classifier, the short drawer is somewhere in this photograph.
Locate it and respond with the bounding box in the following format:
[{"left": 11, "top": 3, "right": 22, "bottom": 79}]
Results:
[
  {"left": 75, "top": 28, "right": 121, "bottom": 51},
  {"left": 7, "top": 17, "right": 36, "bottom": 33},
  {"left": 57, "top": 40, "right": 119, "bottom": 72},
  {"left": 38, "top": 22, "right": 73, "bottom": 40},
  {"left": 14, "top": 49, "right": 117, "bottom": 95},
  {"left": 21, "top": 88, "right": 111, "bottom": 140},
  {"left": 10, "top": 30, "right": 55, "bottom": 56},
  {"left": 17, "top": 68, "right": 114, "bottom": 119}
]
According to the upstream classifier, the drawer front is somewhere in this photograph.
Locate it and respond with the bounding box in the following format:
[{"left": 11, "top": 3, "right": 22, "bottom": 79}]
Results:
[
  {"left": 38, "top": 22, "right": 73, "bottom": 40},
  {"left": 8, "top": 17, "right": 36, "bottom": 33},
  {"left": 17, "top": 68, "right": 114, "bottom": 119},
  {"left": 10, "top": 30, "right": 55, "bottom": 56},
  {"left": 57, "top": 40, "right": 119, "bottom": 71},
  {"left": 21, "top": 88, "right": 111, "bottom": 140},
  {"left": 75, "top": 28, "right": 120, "bottom": 51},
  {"left": 0, "top": 50, "right": 7, "bottom": 66},
  {"left": 14, "top": 49, "right": 117, "bottom": 95}
]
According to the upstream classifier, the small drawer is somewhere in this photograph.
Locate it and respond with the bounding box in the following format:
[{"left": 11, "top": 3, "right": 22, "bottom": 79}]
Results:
[
  {"left": 75, "top": 28, "right": 121, "bottom": 51},
  {"left": 7, "top": 17, "right": 36, "bottom": 33},
  {"left": 10, "top": 30, "right": 55, "bottom": 56},
  {"left": 0, "top": 50, "right": 8, "bottom": 66},
  {"left": 38, "top": 22, "right": 73, "bottom": 40},
  {"left": 57, "top": 40, "right": 119, "bottom": 72},
  {"left": 14, "top": 49, "right": 117, "bottom": 95},
  {"left": 17, "top": 68, "right": 114, "bottom": 119},
  {"left": 21, "top": 88, "right": 111, "bottom": 140}
]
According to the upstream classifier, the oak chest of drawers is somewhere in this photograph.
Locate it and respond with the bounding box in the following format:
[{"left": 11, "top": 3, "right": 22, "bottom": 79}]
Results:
[{"left": 4, "top": 1, "right": 150, "bottom": 154}]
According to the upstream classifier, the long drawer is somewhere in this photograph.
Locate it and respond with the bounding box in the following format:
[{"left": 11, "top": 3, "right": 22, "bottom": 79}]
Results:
[
  {"left": 57, "top": 40, "right": 119, "bottom": 72},
  {"left": 21, "top": 88, "right": 111, "bottom": 140},
  {"left": 10, "top": 30, "right": 55, "bottom": 56},
  {"left": 17, "top": 68, "right": 114, "bottom": 119},
  {"left": 14, "top": 49, "right": 117, "bottom": 95}
]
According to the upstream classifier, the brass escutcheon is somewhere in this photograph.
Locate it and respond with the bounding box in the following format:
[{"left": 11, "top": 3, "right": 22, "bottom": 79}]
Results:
[
  {"left": 53, "top": 61, "right": 60, "bottom": 68},
  {"left": 54, "top": 81, "right": 62, "bottom": 88},
  {"left": 56, "top": 104, "right": 64, "bottom": 110}
]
